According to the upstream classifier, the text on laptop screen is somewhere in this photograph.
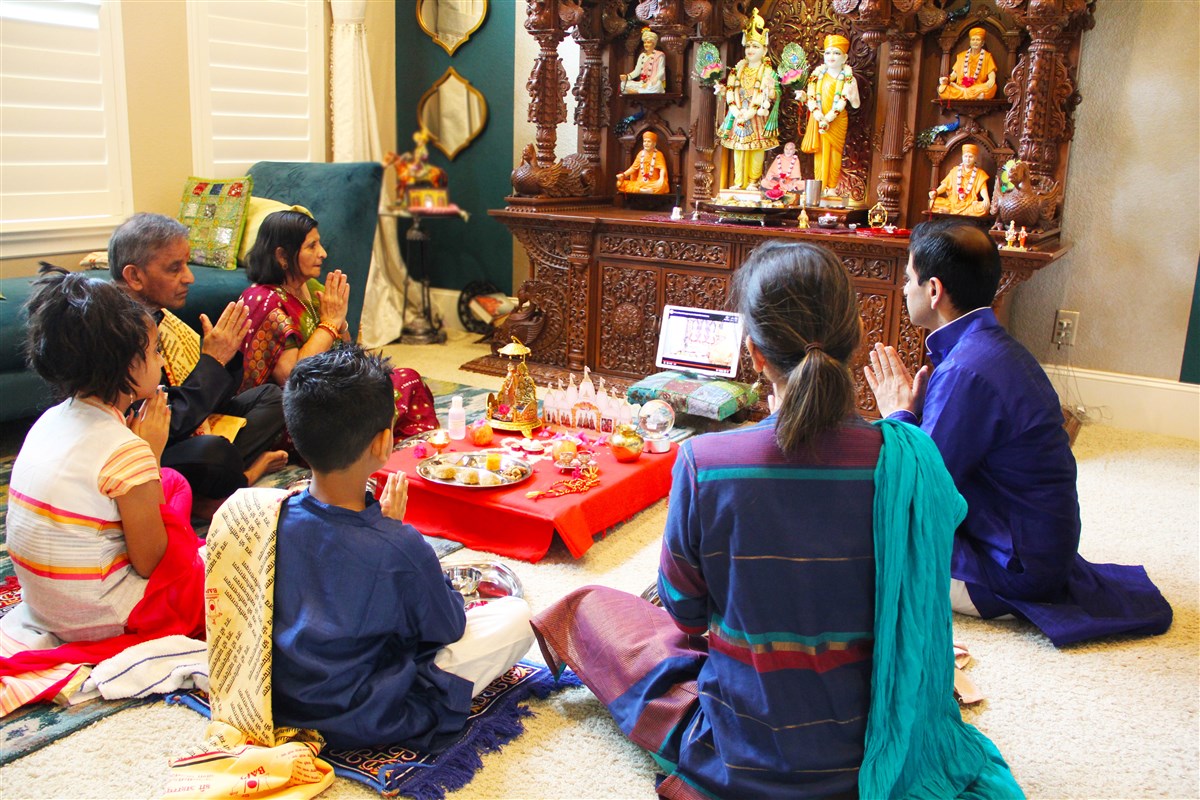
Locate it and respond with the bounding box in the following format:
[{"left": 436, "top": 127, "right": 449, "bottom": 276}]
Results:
[{"left": 655, "top": 305, "right": 744, "bottom": 379}]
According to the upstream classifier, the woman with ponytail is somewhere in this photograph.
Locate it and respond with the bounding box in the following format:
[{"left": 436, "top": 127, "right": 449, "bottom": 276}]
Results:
[{"left": 532, "top": 242, "right": 1022, "bottom": 799}]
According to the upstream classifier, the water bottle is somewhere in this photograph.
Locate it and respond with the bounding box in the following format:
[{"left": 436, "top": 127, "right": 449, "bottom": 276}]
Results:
[{"left": 447, "top": 395, "right": 466, "bottom": 440}]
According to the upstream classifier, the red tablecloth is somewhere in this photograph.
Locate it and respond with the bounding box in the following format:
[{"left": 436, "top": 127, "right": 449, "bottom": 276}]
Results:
[{"left": 372, "top": 438, "right": 678, "bottom": 562}]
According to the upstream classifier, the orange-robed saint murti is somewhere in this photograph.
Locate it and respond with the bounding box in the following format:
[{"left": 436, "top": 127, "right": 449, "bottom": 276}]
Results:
[
  {"left": 938, "top": 27, "right": 998, "bottom": 100},
  {"left": 800, "top": 34, "right": 860, "bottom": 196},
  {"left": 616, "top": 131, "right": 670, "bottom": 194},
  {"left": 929, "top": 144, "right": 990, "bottom": 216}
]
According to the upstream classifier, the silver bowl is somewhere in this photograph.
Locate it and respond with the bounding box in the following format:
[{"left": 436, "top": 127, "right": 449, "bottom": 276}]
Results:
[
  {"left": 442, "top": 562, "right": 524, "bottom": 605},
  {"left": 444, "top": 565, "right": 482, "bottom": 595}
]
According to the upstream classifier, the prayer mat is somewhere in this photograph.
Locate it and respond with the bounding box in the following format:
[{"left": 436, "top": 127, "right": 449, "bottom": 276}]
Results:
[
  {"left": 0, "top": 694, "right": 148, "bottom": 765},
  {"left": 166, "top": 661, "right": 581, "bottom": 799}
]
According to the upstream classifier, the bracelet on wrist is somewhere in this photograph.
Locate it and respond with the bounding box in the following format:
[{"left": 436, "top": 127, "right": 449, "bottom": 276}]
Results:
[{"left": 316, "top": 322, "right": 341, "bottom": 341}]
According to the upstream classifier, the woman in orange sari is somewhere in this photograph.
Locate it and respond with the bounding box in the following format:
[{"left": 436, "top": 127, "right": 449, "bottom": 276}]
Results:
[{"left": 239, "top": 210, "right": 438, "bottom": 437}]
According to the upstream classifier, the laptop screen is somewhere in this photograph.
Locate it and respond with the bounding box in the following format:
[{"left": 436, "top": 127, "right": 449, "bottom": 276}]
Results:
[{"left": 655, "top": 305, "right": 744, "bottom": 379}]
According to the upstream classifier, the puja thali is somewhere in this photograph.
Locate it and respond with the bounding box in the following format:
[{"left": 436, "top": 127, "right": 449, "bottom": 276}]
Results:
[{"left": 416, "top": 451, "right": 533, "bottom": 489}]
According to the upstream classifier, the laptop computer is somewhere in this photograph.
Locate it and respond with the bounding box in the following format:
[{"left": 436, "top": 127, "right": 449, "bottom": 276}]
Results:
[{"left": 654, "top": 305, "right": 744, "bottom": 379}]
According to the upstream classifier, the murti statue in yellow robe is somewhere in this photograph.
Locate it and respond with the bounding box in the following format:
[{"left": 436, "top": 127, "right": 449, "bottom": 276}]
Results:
[
  {"left": 799, "top": 34, "right": 861, "bottom": 200},
  {"left": 938, "top": 27, "right": 998, "bottom": 100},
  {"left": 929, "top": 144, "right": 991, "bottom": 216},
  {"left": 717, "top": 9, "right": 779, "bottom": 190}
]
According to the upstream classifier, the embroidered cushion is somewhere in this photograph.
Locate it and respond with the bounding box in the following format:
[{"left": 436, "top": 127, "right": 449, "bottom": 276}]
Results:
[
  {"left": 177, "top": 176, "right": 253, "bottom": 270},
  {"left": 626, "top": 371, "right": 759, "bottom": 421}
]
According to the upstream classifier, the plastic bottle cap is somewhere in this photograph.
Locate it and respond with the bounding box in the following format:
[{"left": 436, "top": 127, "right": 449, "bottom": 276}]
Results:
[{"left": 450, "top": 395, "right": 463, "bottom": 408}]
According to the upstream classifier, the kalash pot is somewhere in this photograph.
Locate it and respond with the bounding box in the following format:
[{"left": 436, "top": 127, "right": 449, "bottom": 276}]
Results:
[{"left": 609, "top": 424, "right": 645, "bottom": 462}]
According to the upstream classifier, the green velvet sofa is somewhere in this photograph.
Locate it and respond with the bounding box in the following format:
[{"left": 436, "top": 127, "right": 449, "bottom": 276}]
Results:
[{"left": 0, "top": 160, "right": 383, "bottom": 423}]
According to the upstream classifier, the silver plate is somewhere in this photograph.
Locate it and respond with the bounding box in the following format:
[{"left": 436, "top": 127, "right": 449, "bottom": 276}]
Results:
[
  {"left": 442, "top": 561, "right": 525, "bottom": 604},
  {"left": 416, "top": 451, "right": 533, "bottom": 489}
]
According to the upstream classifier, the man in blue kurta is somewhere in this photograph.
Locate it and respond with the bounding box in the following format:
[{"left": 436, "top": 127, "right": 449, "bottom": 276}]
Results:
[{"left": 865, "top": 220, "right": 1171, "bottom": 646}]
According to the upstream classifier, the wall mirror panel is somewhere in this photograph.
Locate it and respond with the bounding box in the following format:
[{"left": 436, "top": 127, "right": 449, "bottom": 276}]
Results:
[
  {"left": 417, "top": 66, "right": 488, "bottom": 160},
  {"left": 416, "top": 0, "right": 487, "bottom": 56}
]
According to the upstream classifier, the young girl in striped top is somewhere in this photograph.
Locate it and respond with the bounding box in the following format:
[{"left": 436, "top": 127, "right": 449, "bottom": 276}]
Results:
[{"left": 6, "top": 269, "right": 201, "bottom": 643}]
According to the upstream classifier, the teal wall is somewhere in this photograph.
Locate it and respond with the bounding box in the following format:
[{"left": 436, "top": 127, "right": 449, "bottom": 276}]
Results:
[
  {"left": 1182, "top": 259, "right": 1200, "bottom": 384},
  {"left": 396, "top": 3, "right": 515, "bottom": 293}
]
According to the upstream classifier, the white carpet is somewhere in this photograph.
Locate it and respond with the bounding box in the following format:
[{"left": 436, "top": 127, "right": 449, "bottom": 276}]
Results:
[{"left": 3, "top": 332, "right": 1197, "bottom": 799}]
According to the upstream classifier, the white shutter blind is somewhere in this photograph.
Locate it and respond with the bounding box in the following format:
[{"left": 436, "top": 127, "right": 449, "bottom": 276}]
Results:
[
  {"left": 187, "top": 0, "right": 324, "bottom": 175},
  {"left": 0, "top": 0, "right": 132, "bottom": 250}
]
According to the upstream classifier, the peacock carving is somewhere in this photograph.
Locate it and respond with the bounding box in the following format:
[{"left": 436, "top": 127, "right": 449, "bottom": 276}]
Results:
[
  {"left": 511, "top": 143, "right": 593, "bottom": 198},
  {"left": 490, "top": 293, "right": 547, "bottom": 355},
  {"left": 990, "top": 159, "right": 1061, "bottom": 232}
]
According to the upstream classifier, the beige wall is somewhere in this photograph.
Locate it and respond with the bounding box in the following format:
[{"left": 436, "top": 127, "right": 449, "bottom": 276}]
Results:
[
  {"left": 509, "top": 2, "right": 1199, "bottom": 383},
  {"left": 1008, "top": 0, "right": 1199, "bottom": 380}
]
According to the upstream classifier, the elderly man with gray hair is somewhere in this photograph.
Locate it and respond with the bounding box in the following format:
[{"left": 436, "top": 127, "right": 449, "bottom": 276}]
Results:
[{"left": 110, "top": 213, "right": 287, "bottom": 520}]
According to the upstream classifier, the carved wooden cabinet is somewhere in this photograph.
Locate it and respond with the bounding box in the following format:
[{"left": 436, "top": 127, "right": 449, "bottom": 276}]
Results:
[
  {"left": 484, "top": 0, "right": 1090, "bottom": 414},
  {"left": 488, "top": 208, "right": 1065, "bottom": 415}
]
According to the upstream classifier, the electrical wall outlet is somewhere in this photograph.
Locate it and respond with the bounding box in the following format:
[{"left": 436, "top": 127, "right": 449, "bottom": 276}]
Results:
[{"left": 1052, "top": 310, "right": 1080, "bottom": 346}]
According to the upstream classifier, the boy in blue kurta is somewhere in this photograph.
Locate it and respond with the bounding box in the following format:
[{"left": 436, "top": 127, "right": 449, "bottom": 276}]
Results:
[
  {"left": 865, "top": 220, "right": 1172, "bottom": 646},
  {"left": 271, "top": 347, "right": 534, "bottom": 750}
]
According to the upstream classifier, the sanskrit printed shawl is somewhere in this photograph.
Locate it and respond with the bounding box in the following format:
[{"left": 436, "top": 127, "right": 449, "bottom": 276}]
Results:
[{"left": 166, "top": 488, "right": 334, "bottom": 800}]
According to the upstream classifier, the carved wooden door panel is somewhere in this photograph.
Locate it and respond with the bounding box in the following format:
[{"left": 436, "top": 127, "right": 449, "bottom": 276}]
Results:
[{"left": 595, "top": 260, "right": 661, "bottom": 378}]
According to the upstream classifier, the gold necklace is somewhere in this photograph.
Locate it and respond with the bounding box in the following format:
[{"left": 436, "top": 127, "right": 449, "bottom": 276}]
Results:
[{"left": 282, "top": 282, "right": 318, "bottom": 320}]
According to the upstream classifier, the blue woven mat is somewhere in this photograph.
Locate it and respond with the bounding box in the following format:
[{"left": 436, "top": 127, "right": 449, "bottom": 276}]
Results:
[{"left": 166, "top": 661, "right": 581, "bottom": 798}]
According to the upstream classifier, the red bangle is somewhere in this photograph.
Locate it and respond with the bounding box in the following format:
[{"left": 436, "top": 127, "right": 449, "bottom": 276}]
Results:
[{"left": 316, "top": 322, "right": 341, "bottom": 341}]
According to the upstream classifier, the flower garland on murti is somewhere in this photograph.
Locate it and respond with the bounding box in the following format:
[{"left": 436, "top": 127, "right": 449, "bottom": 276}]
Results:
[
  {"left": 526, "top": 463, "right": 600, "bottom": 500},
  {"left": 956, "top": 165, "right": 977, "bottom": 199},
  {"left": 960, "top": 49, "right": 988, "bottom": 88},
  {"left": 634, "top": 149, "right": 657, "bottom": 182},
  {"left": 806, "top": 66, "right": 853, "bottom": 132}
]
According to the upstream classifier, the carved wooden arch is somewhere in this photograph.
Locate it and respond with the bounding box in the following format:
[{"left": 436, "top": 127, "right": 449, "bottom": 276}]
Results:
[
  {"left": 924, "top": 128, "right": 1010, "bottom": 201},
  {"left": 617, "top": 116, "right": 688, "bottom": 199}
]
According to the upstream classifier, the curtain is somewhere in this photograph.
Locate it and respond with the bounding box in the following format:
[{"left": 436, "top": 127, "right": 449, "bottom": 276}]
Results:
[{"left": 329, "top": 0, "right": 417, "bottom": 348}]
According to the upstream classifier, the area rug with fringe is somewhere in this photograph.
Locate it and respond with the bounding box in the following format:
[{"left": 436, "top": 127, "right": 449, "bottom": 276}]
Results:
[{"left": 165, "top": 661, "right": 581, "bottom": 799}]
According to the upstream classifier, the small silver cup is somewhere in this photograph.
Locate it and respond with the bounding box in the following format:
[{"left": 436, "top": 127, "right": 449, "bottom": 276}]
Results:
[{"left": 804, "top": 179, "right": 822, "bottom": 208}]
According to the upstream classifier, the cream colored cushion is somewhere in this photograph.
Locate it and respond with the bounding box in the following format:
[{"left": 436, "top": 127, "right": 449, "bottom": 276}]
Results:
[{"left": 237, "top": 197, "right": 313, "bottom": 267}]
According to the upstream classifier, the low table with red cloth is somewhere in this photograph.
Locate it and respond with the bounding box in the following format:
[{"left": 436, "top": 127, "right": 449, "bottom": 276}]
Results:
[{"left": 372, "top": 438, "right": 678, "bottom": 563}]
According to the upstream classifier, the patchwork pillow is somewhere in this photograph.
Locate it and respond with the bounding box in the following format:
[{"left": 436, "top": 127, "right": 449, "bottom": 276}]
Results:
[
  {"left": 237, "top": 196, "right": 313, "bottom": 267},
  {"left": 177, "top": 176, "right": 253, "bottom": 270},
  {"left": 626, "top": 371, "right": 759, "bottom": 421}
]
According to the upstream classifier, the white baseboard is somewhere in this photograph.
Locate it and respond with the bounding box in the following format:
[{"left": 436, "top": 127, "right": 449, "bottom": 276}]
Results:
[{"left": 1042, "top": 364, "right": 1199, "bottom": 441}]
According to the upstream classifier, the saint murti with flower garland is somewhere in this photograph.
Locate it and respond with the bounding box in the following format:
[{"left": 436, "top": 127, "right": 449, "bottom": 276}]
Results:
[
  {"left": 799, "top": 34, "right": 861, "bottom": 201},
  {"left": 938, "top": 27, "right": 998, "bottom": 100},
  {"left": 929, "top": 143, "right": 990, "bottom": 216},
  {"left": 717, "top": 9, "right": 780, "bottom": 190}
]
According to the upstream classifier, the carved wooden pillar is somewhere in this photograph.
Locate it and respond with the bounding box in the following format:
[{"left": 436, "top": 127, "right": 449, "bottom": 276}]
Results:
[
  {"left": 572, "top": 33, "right": 609, "bottom": 186},
  {"left": 1014, "top": 24, "right": 1063, "bottom": 180},
  {"left": 688, "top": 48, "right": 719, "bottom": 207},
  {"left": 997, "top": 0, "right": 1089, "bottom": 182},
  {"left": 657, "top": 26, "right": 690, "bottom": 95},
  {"left": 565, "top": 230, "right": 593, "bottom": 371},
  {"left": 525, "top": 1, "right": 569, "bottom": 168},
  {"left": 877, "top": 31, "right": 914, "bottom": 220}
]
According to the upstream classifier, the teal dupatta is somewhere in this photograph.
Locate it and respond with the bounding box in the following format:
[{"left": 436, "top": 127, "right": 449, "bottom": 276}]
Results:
[{"left": 862, "top": 420, "right": 1024, "bottom": 799}]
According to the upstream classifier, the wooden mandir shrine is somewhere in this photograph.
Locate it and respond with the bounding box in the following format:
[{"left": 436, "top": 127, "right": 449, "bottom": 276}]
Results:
[{"left": 483, "top": 0, "right": 1095, "bottom": 416}]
